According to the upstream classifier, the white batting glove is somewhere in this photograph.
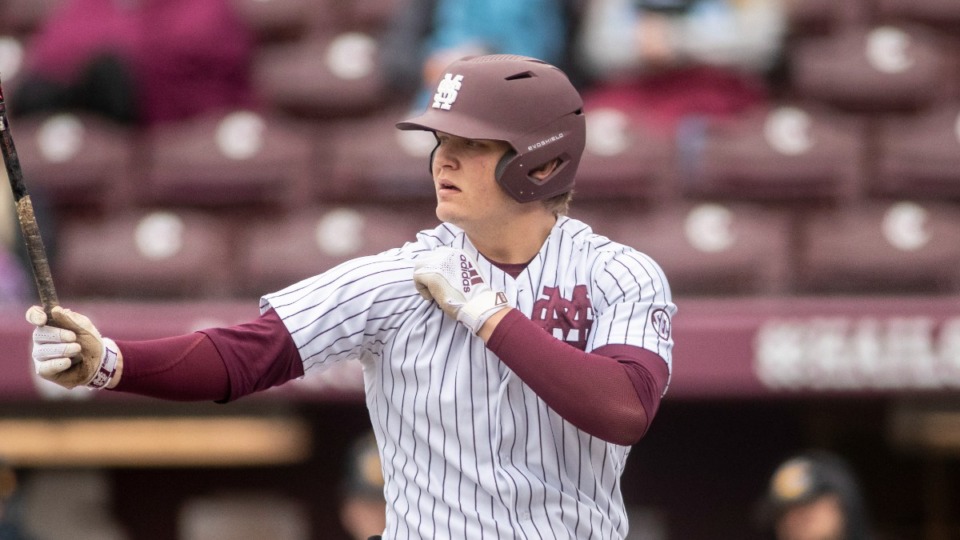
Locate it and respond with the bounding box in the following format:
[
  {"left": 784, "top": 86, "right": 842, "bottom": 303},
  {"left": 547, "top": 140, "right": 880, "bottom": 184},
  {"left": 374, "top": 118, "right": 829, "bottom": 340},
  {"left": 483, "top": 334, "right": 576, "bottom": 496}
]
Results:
[
  {"left": 413, "top": 247, "right": 510, "bottom": 334},
  {"left": 27, "top": 306, "right": 119, "bottom": 390}
]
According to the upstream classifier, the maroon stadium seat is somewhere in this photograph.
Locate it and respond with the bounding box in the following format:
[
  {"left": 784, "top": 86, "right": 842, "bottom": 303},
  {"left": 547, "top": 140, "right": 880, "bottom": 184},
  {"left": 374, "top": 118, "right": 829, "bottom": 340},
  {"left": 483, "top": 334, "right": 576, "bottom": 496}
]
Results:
[
  {"left": 237, "top": 203, "right": 438, "bottom": 295},
  {"left": 141, "top": 110, "right": 315, "bottom": 210},
  {"left": 321, "top": 108, "right": 438, "bottom": 203},
  {"left": 795, "top": 201, "right": 960, "bottom": 294},
  {"left": 789, "top": 24, "right": 955, "bottom": 112},
  {"left": 569, "top": 200, "right": 794, "bottom": 296},
  {"left": 679, "top": 103, "right": 866, "bottom": 202},
  {"left": 5, "top": 112, "right": 138, "bottom": 212},
  {"left": 231, "top": 0, "right": 396, "bottom": 38},
  {"left": 574, "top": 105, "right": 675, "bottom": 201},
  {"left": 57, "top": 210, "right": 236, "bottom": 298},
  {"left": 0, "top": 0, "right": 64, "bottom": 34},
  {"left": 785, "top": 0, "right": 869, "bottom": 35},
  {"left": 251, "top": 31, "right": 390, "bottom": 118},
  {"left": 874, "top": 102, "right": 960, "bottom": 199},
  {"left": 229, "top": 0, "right": 333, "bottom": 41},
  {"left": 877, "top": 0, "right": 960, "bottom": 28}
]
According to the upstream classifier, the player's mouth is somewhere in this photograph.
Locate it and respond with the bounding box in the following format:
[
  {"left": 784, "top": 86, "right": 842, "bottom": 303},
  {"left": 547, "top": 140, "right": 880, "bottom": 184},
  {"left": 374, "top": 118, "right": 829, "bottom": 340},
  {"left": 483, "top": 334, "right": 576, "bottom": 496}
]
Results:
[{"left": 437, "top": 180, "right": 461, "bottom": 193}]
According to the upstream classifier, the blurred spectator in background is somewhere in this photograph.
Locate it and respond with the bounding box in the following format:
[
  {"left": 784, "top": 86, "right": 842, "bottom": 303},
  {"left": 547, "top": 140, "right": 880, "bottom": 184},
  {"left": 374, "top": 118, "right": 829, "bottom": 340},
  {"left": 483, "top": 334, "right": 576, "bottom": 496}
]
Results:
[
  {"left": 756, "top": 450, "right": 876, "bottom": 540},
  {"left": 574, "top": 0, "right": 787, "bottom": 142},
  {"left": 0, "top": 461, "right": 32, "bottom": 540},
  {"left": 380, "top": 0, "right": 576, "bottom": 111},
  {"left": 9, "top": 0, "right": 257, "bottom": 127},
  {"left": 338, "top": 432, "right": 386, "bottom": 540}
]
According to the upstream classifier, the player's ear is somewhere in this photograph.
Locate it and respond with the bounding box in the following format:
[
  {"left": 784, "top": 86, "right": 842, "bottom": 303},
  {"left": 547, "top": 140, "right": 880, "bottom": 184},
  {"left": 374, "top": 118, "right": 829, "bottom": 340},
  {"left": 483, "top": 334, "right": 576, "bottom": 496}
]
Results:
[{"left": 530, "top": 159, "right": 561, "bottom": 181}]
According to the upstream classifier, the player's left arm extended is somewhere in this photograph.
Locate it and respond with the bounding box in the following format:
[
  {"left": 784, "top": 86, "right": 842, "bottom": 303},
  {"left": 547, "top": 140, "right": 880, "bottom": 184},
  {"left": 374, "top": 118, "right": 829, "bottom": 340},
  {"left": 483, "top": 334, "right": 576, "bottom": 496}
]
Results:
[
  {"left": 28, "top": 305, "right": 303, "bottom": 401},
  {"left": 414, "top": 247, "right": 669, "bottom": 446}
]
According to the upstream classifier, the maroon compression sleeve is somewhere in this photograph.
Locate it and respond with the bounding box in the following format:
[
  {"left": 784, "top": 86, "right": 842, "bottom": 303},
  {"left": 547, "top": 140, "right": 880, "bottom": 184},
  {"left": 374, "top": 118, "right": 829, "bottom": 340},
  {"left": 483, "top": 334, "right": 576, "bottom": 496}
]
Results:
[
  {"left": 486, "top": 309, "right": 670, "bottom": 446},
  {"left": 113, "top": 333, "right": 231, "bottom": 401},
  {"left": 200, "top": 308, "right": 304, "bottom": 401},
  {"left": 111, "top": 308, "right": 303, "bottom": 402}
]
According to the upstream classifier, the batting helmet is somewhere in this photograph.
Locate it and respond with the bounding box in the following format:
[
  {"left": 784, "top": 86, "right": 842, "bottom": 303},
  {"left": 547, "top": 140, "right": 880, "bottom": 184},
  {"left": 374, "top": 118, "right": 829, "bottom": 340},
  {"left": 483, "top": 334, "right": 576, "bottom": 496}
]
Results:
[{"left": 396, "top": 55, "right": 586, "bottom": 203}]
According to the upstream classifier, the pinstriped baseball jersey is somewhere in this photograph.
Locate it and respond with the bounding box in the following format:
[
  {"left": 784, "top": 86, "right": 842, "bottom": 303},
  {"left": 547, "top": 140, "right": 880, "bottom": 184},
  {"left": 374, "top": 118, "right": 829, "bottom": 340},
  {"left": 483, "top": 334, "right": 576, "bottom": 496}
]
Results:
[{"left": 261, "top": 215, "right": 675, "bottom": 540}]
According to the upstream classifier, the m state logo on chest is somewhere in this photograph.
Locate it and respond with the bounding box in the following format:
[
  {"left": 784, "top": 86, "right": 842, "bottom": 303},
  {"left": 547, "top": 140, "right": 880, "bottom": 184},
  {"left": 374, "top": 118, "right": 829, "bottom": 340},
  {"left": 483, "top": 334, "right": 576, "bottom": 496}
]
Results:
[{"left": 531, "top": 285, "right": 594, "bottom": 350}]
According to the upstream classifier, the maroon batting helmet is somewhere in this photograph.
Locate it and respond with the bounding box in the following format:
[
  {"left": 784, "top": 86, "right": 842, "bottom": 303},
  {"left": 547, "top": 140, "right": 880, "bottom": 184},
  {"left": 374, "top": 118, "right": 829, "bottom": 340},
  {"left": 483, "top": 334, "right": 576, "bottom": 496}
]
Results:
[{"left": 396, "top": 55, "right": 586, "bottom": 203}]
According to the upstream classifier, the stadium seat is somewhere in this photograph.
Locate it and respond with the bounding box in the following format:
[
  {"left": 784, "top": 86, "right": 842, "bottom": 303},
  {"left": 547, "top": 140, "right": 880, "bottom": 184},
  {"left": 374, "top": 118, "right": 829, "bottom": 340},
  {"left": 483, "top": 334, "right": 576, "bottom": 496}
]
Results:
[
  {"left": 5, "top": 112, "right": 138, "bottom": 212},
  {"left": 0, "top": 0, "right": 64, "bottom": 34},
  {"left": 348, "top": 0, "right": 402, "bottom": 31},
  {"left": 321, "top": 108, "right": 438, "bottom": 202},
  {"left": 873, "top": 102, "right": 960, "bottom": 199},
  {"left": 229, "top": 0, "right": 332, "bottom": 41},
  {"left": 237, "top": 203, "right": 438, "bottom": 295},
  {"left": 251, "top": 31, "right": 391, "bottom": 118},
  {"left": 140, "top": 110, "right": 315, "bottom": 210},
  {"left": 56, "top": 210, "right": 236, "bottom": 298},
  {"left": 789, "top": 24, "right": 954, "bottom": 112},
  {"left": 877, "top": 0, "right": 960, "bottom": 28},
  {"left": 569, "top": 200, "right": 794, "bottom": 296},
  {"left": 574, "top": 106, "right": 675, "bottom": 201},
  {"left": 785, "top": 0, "right": 869, "bottom": 34},
  {"left": 679, "top": 103, "right": 866, "bottom": 202},
  {"left": 795, "top": 201, "right": 960, "bottom": 294}
]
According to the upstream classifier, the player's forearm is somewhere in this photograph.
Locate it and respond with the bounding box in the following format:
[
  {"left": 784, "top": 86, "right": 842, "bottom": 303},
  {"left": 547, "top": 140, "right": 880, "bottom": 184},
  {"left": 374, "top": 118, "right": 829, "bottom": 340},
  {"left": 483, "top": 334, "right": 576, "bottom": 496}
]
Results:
[
  {"left": 485, "top": 309, "right": 669, "bottom": 445},
  {"left": 112, "top": 334, "right": 231, "bottom": 401}
]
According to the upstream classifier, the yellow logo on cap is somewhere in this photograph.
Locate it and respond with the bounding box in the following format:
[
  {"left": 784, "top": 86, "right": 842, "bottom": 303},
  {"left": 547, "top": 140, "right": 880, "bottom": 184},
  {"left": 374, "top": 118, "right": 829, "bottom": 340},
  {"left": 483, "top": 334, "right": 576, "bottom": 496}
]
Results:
[{"left": 771, "top": 460, "right": 813, "bottom": 502}]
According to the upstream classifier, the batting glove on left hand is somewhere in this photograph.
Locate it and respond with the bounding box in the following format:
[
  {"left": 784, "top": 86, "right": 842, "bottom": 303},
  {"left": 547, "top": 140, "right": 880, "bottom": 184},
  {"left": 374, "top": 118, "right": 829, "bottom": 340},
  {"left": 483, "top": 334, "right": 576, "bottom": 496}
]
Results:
[
  {"left": 27, "top": 305, "right": 119, "bottom": 390},
  {"left": 414, "top": 247, "right": 509, "bottom": 334}
]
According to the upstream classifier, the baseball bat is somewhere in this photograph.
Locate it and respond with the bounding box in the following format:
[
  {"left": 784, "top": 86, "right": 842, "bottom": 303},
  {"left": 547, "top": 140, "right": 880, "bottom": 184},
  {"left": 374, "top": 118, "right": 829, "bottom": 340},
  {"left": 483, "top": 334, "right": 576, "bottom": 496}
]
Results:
[{"left": 0, "top": 77, "right": 60, "bottom": 319}]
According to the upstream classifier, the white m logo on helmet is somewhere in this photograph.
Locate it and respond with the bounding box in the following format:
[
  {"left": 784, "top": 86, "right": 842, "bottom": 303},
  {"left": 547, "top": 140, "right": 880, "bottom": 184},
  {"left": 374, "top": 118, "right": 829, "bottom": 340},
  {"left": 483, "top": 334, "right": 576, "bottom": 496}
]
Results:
[{"left": 432, "top": 73, "right": 464, "bottom": 110}]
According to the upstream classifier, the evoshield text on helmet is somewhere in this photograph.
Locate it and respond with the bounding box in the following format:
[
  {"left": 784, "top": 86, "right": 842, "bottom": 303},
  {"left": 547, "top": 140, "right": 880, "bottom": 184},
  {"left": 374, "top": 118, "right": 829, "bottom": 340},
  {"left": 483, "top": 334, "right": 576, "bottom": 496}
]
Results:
[{"left": 396, "top": 55, "right": 586, "bottom": 203}]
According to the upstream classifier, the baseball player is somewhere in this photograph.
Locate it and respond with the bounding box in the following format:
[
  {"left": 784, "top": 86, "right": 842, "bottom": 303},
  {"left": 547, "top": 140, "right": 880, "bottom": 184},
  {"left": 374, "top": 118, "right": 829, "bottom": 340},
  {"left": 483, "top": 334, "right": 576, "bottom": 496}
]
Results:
[{"left": 28, "top": 55, "right": 676, "bottom": 539}]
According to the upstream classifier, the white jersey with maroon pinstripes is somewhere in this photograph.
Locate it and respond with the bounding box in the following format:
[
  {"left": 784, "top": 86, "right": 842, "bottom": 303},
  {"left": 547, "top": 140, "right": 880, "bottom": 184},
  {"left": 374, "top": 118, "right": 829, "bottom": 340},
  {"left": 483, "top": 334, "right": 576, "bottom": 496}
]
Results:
[{"left": 261, "top": 215, "right": 675, "bottom": 540}]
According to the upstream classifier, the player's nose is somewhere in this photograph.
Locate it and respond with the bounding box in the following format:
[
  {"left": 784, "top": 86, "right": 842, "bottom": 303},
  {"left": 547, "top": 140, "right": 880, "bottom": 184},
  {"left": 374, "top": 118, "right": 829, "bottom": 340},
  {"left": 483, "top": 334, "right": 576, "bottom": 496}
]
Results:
[{"left": 432, "top": 143, "right": 459, "bottom": 173}]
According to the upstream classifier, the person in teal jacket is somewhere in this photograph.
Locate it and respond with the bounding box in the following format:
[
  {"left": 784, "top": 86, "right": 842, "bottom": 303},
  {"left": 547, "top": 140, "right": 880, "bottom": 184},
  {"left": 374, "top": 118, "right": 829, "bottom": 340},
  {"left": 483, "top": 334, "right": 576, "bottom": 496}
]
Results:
[{"left": 380, "top": 0, "right": 577, "bottom": 111}]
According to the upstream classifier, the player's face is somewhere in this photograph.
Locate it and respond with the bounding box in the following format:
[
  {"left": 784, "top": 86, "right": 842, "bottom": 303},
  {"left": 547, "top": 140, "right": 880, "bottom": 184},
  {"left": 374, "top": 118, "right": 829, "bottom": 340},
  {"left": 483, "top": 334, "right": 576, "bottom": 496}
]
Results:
[
  {"left": 775, "top": 494, "right": 846, "bottom": 540},
  {"left": 431, "top": 132, "right": 520, "bottom": 228}
]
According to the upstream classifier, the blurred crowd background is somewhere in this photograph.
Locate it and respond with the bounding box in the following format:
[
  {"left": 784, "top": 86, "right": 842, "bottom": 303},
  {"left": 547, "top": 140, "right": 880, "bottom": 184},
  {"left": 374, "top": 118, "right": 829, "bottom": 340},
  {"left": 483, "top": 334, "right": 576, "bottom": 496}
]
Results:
[{"left": 0, "top": 0, "right": 958, "bottom": 538}]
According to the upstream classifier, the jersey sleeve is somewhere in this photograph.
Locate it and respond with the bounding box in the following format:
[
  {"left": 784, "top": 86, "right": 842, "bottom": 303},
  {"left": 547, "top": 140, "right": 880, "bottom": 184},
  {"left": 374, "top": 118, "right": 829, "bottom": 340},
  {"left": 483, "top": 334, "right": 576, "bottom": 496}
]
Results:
[
  {"left": 588, "top": 248, "right": 676, "bottom": 382},
  {"left": 258, "top": 251, "right": 426, "bottom": 374}
]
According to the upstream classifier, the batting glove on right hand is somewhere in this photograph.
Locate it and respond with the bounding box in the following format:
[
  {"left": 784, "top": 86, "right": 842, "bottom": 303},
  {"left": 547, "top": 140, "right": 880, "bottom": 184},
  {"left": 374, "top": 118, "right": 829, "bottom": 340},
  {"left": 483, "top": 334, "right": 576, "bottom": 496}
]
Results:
[
  {"left": 413, "top": 247, "right": 509, "bottom": 334},
  {"left": 27, "top": 306, "right": 119, "bottom": 390}
]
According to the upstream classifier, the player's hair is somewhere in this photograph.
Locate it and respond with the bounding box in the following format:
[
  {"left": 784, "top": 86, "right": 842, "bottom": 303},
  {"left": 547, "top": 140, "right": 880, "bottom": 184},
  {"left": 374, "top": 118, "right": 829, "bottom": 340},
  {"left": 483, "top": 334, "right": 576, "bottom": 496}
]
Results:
[
  {"left": 544, "top": 190, "right": 573, "bottom": 216},
  {"left": 397, "top": 54, "right": 586, "bottom": 203}
]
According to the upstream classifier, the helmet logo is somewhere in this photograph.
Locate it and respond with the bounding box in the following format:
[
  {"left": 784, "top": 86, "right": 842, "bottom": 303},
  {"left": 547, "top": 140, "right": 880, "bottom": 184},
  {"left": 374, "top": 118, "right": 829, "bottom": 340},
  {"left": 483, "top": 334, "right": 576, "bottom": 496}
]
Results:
[{"left": 432, "top": 73, "right": 464, "bottom": 110}]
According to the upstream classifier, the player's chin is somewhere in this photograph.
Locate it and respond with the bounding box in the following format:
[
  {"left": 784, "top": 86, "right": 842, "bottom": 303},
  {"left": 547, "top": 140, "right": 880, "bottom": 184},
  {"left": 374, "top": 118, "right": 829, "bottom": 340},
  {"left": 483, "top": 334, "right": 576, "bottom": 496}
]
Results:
[{"left": 434, "top": 201, "right": 465, "bottom": 225}]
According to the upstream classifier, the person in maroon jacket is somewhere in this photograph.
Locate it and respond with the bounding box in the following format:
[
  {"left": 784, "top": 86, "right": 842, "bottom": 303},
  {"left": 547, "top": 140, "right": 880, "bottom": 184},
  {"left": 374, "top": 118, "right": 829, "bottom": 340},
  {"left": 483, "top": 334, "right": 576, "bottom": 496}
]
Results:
[{"left": 11, "top": 0, "right": 257, "bottom": 126}]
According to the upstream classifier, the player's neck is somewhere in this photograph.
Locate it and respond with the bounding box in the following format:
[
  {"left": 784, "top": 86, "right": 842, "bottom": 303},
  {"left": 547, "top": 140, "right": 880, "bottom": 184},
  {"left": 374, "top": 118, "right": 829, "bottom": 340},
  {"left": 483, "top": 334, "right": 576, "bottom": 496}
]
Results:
[{"left": 466, "top": 212, "right": 556, "bottom": 265}]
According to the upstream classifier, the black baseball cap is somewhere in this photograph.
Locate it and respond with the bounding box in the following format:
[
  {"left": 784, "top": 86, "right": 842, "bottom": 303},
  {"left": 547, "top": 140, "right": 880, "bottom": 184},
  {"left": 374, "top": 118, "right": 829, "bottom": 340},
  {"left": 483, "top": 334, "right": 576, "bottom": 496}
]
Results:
[{"left": 756, "top": 450, "right": 874, "bottom": 540}]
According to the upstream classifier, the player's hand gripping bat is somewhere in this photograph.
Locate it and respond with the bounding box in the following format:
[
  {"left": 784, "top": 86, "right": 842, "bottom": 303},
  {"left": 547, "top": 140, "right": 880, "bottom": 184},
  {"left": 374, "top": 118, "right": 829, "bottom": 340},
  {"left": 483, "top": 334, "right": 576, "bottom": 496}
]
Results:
[{"left": 0, "top": 78, "right": 60, "bottom": 320}]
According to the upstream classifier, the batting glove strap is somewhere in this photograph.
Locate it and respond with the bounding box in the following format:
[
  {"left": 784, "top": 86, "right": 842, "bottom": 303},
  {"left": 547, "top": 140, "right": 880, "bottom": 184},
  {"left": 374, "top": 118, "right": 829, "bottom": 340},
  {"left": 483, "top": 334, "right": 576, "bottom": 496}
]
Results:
[
  {"left": 87, "top": 337, "right": 119, "bottom": 390},
  {"left": 457, "top": 289, "right": 509, "bottom": 334}
]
